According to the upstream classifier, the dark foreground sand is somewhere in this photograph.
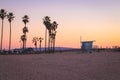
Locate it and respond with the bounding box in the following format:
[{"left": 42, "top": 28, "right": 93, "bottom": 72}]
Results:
[{"left": 0, "top": 51, "right": 120, "bottom": 80}]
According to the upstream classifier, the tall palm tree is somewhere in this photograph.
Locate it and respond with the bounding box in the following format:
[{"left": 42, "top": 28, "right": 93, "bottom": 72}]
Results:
[
  {"left": 51, "top": 21, "right": 58, "bottom": 52},
  {"left": 32, "top": 37, "right": 38, "bottom": 50},
  {"left": 43, "top": 16, "right": 51, "bottom": 52},
  {"left": 39, "top": 37, "right": 43, "bottom": 52},
  {"left": 0, "top": 9, "right": 7, "bottom": 51},
  {"left": 22, "top": 15, "right": 29, "bottom": 49},
  {"left": 7, "top": 12, "right": 15, "bottom": 51}
]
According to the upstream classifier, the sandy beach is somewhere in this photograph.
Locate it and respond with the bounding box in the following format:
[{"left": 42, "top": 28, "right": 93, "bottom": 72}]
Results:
[{"left": 0, "top": 51, "right": 120, "bottom": 80}]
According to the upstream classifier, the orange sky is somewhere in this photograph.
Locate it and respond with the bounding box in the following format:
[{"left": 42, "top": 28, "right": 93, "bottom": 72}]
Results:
[{"left": 0, "top": 0, "right": 120, "bottom": 49}]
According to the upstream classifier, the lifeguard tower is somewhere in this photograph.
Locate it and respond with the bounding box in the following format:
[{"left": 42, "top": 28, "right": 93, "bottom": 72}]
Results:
[{"left": 81, "top": 40, "right": 95, "bottom": 53}]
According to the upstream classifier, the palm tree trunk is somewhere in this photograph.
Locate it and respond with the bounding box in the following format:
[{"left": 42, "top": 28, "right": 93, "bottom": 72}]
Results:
[
  {"left": 53, "top": 38, "right": 56, "bottom": 53},
  {"left": 23, "top": 40, "right": 25, "bottom": 50},
  {"left": 24, "top": 33, "right": 26, "bottom": 49},
  {"left": 45, "top": 28, "right": 47, "bottom": 53},
  {"left": 24, "top": 24, "right": 26, "bottom": 49},
  {"left": 24, "top": 40, "right": 26, "bottom": 49},
  {"left": 9, "top": 22, "right": 11, "bottom": 51},
  {"left": 0, "top": 20, "right": 4, "bottom": 51},
  {"left": 51, "top": 38, "right": 53, "bottom": 52},
  {"left": 40, "top": 41, "right": 41, "bottom": 53},
  {"left": 35, "top": 43, "right": 37, "bottom": 51},
  {"left": 48, "top": 34, "right": 50, "bottom": 52}
]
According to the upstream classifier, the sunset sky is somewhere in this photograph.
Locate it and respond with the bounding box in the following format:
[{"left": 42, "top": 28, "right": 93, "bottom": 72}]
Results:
[{"left": 0, "top": 0, "right": 120, "bottom": 49}]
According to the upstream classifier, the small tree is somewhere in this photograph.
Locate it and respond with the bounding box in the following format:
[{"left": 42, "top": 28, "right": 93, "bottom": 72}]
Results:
[
  {"left": 39, "top": 37, "right": 43, "bottom": 52},
  {"left": 32, "top": 37, "right": 39, "bottom": 50}
]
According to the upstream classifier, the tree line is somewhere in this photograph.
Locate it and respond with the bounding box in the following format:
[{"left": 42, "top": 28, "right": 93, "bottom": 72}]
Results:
[{"left": 0, "top": 9, "right": 58, "bottom": 53}]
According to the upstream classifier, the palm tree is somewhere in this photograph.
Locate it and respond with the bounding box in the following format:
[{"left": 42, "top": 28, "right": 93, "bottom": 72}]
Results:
[
  {"left": 43, "top": 16, "right": 51, "bottom": 52},
  {"left": 51, "top": 21, "right": 58, "bottom": 52},
  {"left": 0, "top": 9, "right": 7, "bottom": 51},
  {"left": 21, "top": 35, "right": 26, "bottom": 49},
  {"left": 7, "top": 12, "right": 15, "bottom": 51},
  {"left": 22, "top": 15, "right": 29, "bottom": 49},
  {"left": 39, "top": 37, "right": 43, "bottom": 52},
  {"left": 32, "top": 37, "right": 38, "bottom": 50}
]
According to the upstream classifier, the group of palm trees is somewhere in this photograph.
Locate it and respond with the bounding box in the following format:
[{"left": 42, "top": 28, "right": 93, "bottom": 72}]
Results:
[
  {"left": 0, "top": 9, "right": 29, "bottom": 52},
  {"left": 43, "top": 16, "right": 58, "bottom": 52},
  {"left": 0, "top": 9, "right": 15, "bottom": 52},
  {"left": 32, "top": 37, "right": 43, "bottom": 52},
  {"left": 0, "top": 9, "right": 58, "bottom": 53}
]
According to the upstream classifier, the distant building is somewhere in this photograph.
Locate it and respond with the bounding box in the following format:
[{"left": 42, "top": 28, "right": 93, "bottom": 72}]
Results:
[{"left": 81, "top": 41, "right": 94, "bottom": 52}]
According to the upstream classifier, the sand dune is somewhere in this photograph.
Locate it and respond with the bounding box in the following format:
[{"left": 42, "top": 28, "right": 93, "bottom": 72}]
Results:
[{"left": 0, "top": 51, "right": 120, "bottom": 80}]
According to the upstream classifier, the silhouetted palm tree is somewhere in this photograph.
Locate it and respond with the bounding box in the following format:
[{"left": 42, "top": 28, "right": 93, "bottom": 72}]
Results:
[
  {"left": 43, "top": 16, "right": 51, "bottom": 52},
  {"left": 0, "top": 9, "right": 7, "bottom": 51},
  {"left": 7, "top": 12, "right": 15, "bottom": 51},
  {"left": 39, "top": 37, "right": 43, "bottom": 52},
  {"left": 32, "top": 37, "right": 38, "bottom": 50},
  {"left": 51, "top": 21, "right": 58, "bottom": 52},
  {"left": 22, "top": 15, "right": 29, "bottom": 49},
  {"left": 21, "top": 35, "right": 26, "bottom": 49}
]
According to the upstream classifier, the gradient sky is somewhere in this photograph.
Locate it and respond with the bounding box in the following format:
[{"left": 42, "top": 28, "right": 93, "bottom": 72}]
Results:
[{"left": 0, "top": 0, "right": 120, "bottom": 49}]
